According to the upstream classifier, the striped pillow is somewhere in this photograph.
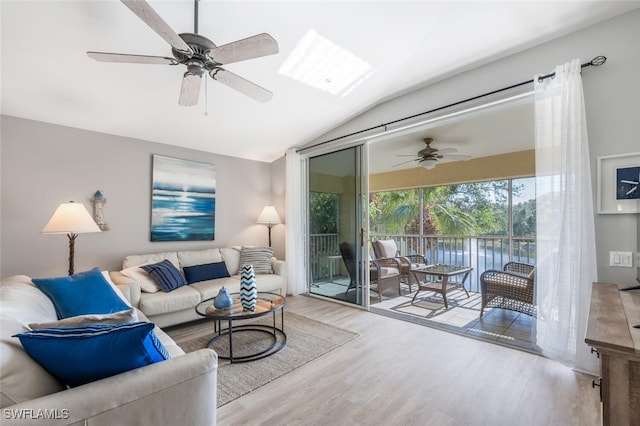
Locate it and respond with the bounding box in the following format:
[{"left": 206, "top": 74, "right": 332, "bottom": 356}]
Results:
[
  {"left": 239, "top": 247, "right": 274, "bottom": 274},
  {"left": 141, "top": 260, "right": 187, "bottom": 292}
]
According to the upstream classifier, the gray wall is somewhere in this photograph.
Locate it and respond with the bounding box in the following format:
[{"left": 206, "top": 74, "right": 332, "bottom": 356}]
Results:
[
  {"left": 311, "top": 9, "right": 640, "bottom": 285},
  {"left": 270, "top": 155, "right": 286, "bottom": 261},
  {"left": 1, "top": 116, "right": 280, "bottom": 278}
]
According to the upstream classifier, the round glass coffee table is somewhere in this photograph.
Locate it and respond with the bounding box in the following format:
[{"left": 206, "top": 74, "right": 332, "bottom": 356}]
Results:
[{"left": 195, "top": 292, "right": 286, "bottom": 363}]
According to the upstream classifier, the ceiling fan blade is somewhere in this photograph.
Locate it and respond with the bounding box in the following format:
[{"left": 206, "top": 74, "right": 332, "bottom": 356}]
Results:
[
  {"left": 436, "top": 148, "right": 457, "bottom": 154},
  {"left": 396, "top": 154, "right": 420, "bottom": 157},
  {"left": 210, "top": 69, "right": 273, "bottom": 103},
  {"left": 441, "top": 154, "right": 472, "bottom": 160},
  {"left": 206, "top": 33, "right": 279, "bottom": 65},
  {"left": 392, "top": 159, "right": 420, "bottom": 167},
  {"left": 121, "top": 0, "right": 193, "bottom": 56},
  {"left": 87, "top": 51, "right": 178, "bottom": 65},
  {"left": 179, "top": 72, "right": 203, "bottom": 106}
]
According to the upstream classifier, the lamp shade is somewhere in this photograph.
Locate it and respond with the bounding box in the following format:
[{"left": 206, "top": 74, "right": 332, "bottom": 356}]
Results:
[
  {"left": 42, "top": 202, "right": 101, "bottom": 234},
  {"left": 256, "top": 205, "right": 282, "bottom": 225}
]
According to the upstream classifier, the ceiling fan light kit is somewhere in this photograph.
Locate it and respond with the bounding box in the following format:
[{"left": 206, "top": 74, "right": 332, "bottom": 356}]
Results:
[
  {"left": 87, "top": 0, "right": 279, "bottom": 106},
  {"left": 420, "top": 159, "right": 438, "bottom": 170}
]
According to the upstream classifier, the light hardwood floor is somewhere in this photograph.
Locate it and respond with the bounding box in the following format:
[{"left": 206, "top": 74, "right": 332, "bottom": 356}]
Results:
[{"left": 207, "top": 295, "right": 601, "bottom": 426}]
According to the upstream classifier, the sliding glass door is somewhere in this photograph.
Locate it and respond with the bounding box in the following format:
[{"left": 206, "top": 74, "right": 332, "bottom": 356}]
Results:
[{"left": 307, "top": 145, "right": 368, "bottom": 307}]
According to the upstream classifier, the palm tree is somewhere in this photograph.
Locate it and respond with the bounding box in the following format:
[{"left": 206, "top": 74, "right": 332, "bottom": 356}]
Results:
[{"left": 370, "top": 187, "right": 476, "bottom": 236}]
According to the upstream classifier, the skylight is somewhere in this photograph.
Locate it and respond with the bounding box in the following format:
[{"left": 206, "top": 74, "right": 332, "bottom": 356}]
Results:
[{"left": 278, "top": 29, "right": 375, "bottom": 97}]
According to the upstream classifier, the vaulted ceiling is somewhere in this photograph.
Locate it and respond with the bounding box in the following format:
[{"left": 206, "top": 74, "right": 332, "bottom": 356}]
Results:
[{"left": 2, "top": 1, "right": 638, "bottom": 164}]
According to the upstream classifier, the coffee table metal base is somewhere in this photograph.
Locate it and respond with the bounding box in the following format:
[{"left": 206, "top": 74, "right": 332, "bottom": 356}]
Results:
[{"left": 206, "top": 312, "right": 287, "bottom": 363}]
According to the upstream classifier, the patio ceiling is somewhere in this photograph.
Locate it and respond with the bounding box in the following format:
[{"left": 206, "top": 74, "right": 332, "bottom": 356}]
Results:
[{"left": 369, "top": 100, "right": 534, "bottom": 175}]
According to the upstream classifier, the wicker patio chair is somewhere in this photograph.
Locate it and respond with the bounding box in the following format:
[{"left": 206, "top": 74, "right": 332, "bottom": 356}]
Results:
[
  {"left": 372, "top": 239, "right": 426, "bottom": 292},
  {"left": 480, "top": 261, "right": 536, "bottom": 317},
  {"left": 340, "top": 242, "right": 402, "bottom": 302}
]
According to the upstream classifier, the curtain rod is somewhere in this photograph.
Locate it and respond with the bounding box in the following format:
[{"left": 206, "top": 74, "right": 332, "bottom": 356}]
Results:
[{"left": 297, "top": 55, "right": 606, "bottom": 153}]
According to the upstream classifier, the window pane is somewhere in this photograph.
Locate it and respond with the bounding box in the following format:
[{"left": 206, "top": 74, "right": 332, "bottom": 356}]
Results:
[
  {"left": 310, "top": 192, "right": 338, "bottom": 234},
  {"left": 512, "top": 177, "right": 536, "bottom": 238}
]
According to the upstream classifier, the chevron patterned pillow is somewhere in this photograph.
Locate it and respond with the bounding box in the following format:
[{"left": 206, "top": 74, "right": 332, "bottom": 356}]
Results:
[{"left": 239, "top": 246, "right": 274, "bottom": 274}]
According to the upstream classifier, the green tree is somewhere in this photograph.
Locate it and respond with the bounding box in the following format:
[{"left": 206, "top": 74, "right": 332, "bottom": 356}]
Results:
[
  {"left": 310, "top": 192, "right": 338, "bottom": 234},
  {"left": 370, "top": 179, "right": 528, "bottom": 237},
  {"left": 512, "top": 199, "right": 536, "bottom": 237},
  {"left": 369, "top": 187, "right": 476, "bottom": 235}
]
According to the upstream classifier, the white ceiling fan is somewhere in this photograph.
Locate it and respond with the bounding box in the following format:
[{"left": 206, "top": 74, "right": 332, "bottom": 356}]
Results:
[
  {"left": 393, "top": 137, "right": 472, "bottom": 170},
  {"left": 87, "top": 0, "right": 279, "bottom": 105}
]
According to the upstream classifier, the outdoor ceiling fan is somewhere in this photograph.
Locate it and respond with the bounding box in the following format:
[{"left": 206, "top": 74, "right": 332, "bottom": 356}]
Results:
[
  {"left": 87, "top": 0, "right": 279, "bottom": 105},
  {"left": 393, "top": 137, "right": 471, "bottom": 170}
]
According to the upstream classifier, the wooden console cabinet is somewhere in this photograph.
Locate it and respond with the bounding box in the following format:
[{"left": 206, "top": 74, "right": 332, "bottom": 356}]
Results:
[{"left": 585, "top": 282, "right": 640, "bottom": 426}]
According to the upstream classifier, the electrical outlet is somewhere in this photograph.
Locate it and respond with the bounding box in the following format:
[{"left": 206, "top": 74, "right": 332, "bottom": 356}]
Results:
[{"left": 609, "top": 251, "right": 633, "bottom": 268}]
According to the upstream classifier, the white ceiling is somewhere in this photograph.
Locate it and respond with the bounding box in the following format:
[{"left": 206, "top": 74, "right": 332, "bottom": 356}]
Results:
[{"left": 2, "top": 1, "right": 638, "bottom": 164}]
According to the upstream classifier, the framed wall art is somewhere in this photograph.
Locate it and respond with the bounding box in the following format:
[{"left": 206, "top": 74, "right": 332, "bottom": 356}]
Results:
[
  {"left": 151, "top": 155, "right": 216, "bottom": 241},
  {"left": 597, "top": 152, "right": 640, "bottom": 214}
]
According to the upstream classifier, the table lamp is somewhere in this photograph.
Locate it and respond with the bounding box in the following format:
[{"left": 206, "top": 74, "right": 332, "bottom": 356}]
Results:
[
  {"left": 42, "top": 201, "right": 101, "bottom": 275},
  {"left": 256, "top": 205, "right": 281, "bottom": 247}
]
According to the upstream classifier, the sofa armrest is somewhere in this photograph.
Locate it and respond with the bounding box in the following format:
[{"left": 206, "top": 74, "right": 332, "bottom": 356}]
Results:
[
  {"left": 109, "top": 271, "right": 141, "bottom": 308},
  {"left": 2, "top": 349, "right": 217, "bottom": 426},
  {"left": 272, "top": 259, "right": 288, "bottom": 294}
]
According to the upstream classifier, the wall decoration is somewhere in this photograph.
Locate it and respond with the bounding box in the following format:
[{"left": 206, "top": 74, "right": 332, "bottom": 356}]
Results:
[
  {"left": 597, "top": 152, "right": 640, "bottom": 214},
  {"left": 151, "top": 155, "right": 216, "bottom": 241},
  {"left": 91, "top": 190, "right": 109, "bottom": 231}
]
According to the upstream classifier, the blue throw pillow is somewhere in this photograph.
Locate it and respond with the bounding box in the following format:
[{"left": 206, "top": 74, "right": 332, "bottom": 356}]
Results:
[
  {"left": 140, "top": 260, "right": 187, "bottom": 292},
  {"left": 183, "top": 261, "right": 231, "bottom": 284},
  {"left": 14, "top": 322, "right": 170, "bottom": 387},
  {"left": 32, "top": 267, "right": 131, "bottom": 319}
]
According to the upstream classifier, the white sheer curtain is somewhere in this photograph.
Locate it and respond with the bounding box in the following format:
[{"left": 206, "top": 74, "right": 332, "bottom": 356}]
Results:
[
  {"left": 285, "top": 148, "right": 307, "bottom": 295},
  {"left": 534, "top": 59, "right": 598, "bottom": 373}
]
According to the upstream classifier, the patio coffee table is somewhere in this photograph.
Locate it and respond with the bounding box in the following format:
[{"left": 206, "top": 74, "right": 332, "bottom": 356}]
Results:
[
  {"left": 195, "top": 292, "right": 286, "bottom": 363},
  {"left": 410, "top": 264, "right": 472, "bottom": 309}
]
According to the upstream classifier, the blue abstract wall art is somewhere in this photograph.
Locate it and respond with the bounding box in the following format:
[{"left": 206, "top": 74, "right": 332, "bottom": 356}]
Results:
[{"left": 151, "top": 155, "right": 216, "bottom": 241}]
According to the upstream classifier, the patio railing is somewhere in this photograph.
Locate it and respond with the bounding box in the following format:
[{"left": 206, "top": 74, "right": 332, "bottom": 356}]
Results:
[{"left": 309, "top": 233, "right": 536, "bottom": 292}]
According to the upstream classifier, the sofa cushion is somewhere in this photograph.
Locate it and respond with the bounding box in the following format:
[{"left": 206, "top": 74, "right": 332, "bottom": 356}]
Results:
[
  {"left": 14, "top": 322, "right": 170, "bottom": 388},
  {"left": 1, "top": 275, "right": 65, "bottom": 407},
  {"left": 373, "top": 239, "right": 399, "bottom": 258},
  {"left": 32, "top": 268, "right": 131, "bottom": 318},
  {"left": 189, "top": 276, "right": 240, "bottom": 301},
  {"left": 121, "top": 265, "right": 161, "bottom": 293},
  {"left": 138, "top": 285, "right": 202, "bottom": 316},
  {"left": 29, "top": 309, "right": 139, "bottom": 330},
  {"left": 141, "top": 260, "right": 188, "bottom": 292},
  {"left": 123, "top": 251, "right": 180, "bottom": 270},
  {"left": 239, "top": 246, "right": 274, "bottom": 274},
  {"left": 220, "top": 247, "right": 241, "bottom": 275},
  {"left": 178, "top": 248, "right": 223, "bottom": 268},
  {"left": 253, "top": 273, "right": 285, "bottom": 293},
  {"left": 183, "top": 262, "right": 231, "bottom": 284}
]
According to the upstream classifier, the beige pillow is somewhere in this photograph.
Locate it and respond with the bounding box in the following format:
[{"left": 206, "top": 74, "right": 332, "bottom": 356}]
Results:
[
  {"left": 239, "top": 246, "right": 274, "bottom": 274},
  {"left": 121, "top": 265, "right": 160, "bottom": 293},
  {"left": 28, "top": 309, "right": 139, "bottom": 330}
]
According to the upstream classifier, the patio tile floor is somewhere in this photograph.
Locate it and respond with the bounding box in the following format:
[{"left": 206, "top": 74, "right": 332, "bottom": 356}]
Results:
[{"left": 370, "top": 287, "right": 538, "bottom": 354}]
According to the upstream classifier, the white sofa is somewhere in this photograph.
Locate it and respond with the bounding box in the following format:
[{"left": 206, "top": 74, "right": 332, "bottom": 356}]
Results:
[
  {"left": 110, "top": 247, "right": 287, "bottom": 328},
  {"left": 0, "top": 274, "right": 218, "bottom": 426}
]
